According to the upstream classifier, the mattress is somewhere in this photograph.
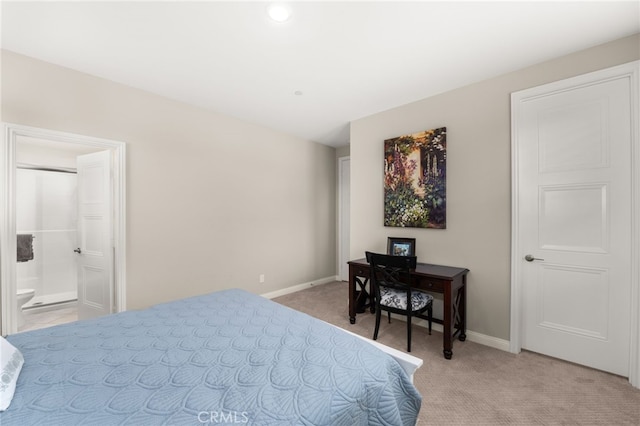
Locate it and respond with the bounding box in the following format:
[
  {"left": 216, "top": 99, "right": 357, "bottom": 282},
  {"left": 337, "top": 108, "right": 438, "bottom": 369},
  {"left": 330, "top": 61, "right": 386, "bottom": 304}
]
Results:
[{"left": 1, "top": 288, "right": 421, "bottom": 425}]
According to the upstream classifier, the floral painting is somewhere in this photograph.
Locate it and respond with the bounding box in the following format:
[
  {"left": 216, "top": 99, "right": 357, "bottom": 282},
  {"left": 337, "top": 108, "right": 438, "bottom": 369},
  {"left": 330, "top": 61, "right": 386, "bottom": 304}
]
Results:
[{"left": 384, "top": 127, "right": 446, "bottom": 228}]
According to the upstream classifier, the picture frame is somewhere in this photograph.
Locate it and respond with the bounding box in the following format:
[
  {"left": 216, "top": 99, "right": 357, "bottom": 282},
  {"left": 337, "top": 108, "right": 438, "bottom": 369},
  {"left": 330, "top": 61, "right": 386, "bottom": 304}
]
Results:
[
  {"left": 387, "top": 237, "right": 416, "bottom": 257},
  {"left": 384, "top": 127, "right": 447, "bottom": 229}
]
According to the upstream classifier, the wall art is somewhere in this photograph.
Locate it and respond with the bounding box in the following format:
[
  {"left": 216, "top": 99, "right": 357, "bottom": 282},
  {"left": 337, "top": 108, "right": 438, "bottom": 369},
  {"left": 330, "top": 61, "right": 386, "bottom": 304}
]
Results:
[{"left": 384, "top": 127, "right": 446, "bottom": 228}]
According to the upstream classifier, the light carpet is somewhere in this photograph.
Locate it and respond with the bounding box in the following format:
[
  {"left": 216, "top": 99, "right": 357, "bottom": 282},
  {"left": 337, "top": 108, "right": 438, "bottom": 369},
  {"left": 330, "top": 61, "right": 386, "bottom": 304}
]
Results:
[{"left": 273, "top": 281, "right": 640, "bottom": 425}]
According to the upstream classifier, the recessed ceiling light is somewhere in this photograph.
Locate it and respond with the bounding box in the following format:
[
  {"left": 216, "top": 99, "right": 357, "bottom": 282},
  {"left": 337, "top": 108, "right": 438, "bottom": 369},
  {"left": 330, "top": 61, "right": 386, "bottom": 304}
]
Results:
[{"left": 267, "top": 3, "right": 292, "bottom": 23}]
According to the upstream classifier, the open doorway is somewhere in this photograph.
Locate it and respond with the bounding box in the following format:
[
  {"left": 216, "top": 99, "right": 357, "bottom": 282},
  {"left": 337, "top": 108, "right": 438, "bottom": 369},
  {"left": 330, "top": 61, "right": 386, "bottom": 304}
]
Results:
[{"left": 1, "top": 123, "right": 126, "bottom": 335}]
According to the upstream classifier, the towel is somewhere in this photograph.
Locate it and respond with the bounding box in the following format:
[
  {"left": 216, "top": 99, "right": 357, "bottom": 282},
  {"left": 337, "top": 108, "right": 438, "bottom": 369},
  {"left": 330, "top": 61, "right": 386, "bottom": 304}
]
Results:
[{"left": 16, "top": 234, "right": 34, "bottom": 262}]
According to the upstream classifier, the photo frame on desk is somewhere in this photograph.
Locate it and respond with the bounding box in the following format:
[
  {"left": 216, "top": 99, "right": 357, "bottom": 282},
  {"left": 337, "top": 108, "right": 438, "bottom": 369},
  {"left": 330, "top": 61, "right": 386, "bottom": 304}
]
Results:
[{"left": 387, "top": 237, "right": 416, "bottom": 256}]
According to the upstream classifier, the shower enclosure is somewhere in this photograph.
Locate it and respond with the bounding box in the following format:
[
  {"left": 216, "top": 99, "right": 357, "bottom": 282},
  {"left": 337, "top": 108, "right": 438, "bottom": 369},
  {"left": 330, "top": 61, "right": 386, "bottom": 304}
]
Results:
[{"left": 16, "top": 167, "right": 78, "bottom": 308}]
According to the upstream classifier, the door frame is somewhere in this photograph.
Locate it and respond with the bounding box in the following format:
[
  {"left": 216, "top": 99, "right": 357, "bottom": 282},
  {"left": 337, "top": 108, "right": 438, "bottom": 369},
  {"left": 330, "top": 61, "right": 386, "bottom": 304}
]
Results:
[
  {"left": 0, "top": 123, "right": 127, "bottom": 335},
  {"left": 338, "top": 156, "right": 350, "bottom": 281},
  {"left": 510, "top": 61, "right": 640, "bottom": 387}
]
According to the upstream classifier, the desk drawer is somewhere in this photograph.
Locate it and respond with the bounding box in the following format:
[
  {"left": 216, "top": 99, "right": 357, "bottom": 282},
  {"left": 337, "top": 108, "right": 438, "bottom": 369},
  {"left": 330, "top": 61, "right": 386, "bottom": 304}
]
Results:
[
  {"left": 422, "top": 279, "right": 445, "bottom": 292},
  {"left": 352, "top": 267, "right": 369, "bottom": 277}
]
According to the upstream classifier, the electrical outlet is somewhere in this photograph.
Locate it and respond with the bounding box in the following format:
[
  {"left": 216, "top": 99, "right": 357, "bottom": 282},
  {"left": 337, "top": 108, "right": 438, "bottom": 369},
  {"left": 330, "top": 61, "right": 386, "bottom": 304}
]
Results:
[{"left": 259, "top": 274, "right": 265, "bottom": 283}]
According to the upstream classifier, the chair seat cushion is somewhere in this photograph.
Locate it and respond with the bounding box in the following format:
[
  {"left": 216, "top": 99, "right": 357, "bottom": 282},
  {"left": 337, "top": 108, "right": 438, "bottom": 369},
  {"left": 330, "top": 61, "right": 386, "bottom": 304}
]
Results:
[{"left": 379, "top": 286, "right": 433, "bottom": 311}]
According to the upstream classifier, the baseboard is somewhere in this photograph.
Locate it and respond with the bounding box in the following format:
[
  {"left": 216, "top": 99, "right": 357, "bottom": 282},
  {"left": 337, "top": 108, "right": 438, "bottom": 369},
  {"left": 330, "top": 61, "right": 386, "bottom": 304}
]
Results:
[
  {"left": 260, "top": 276, "right": 337, "bottom": 299},
  {"left": 464, "top": 330, "right": 511, "bottom": 352},
  {"left": 402, "top": 316, "right": 511, "bottom": 352}
]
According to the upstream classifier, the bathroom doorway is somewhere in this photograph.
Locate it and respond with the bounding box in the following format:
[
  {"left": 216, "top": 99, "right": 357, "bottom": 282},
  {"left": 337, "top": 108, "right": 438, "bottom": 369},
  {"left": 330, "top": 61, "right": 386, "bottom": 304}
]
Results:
[
  {"left": 16, "top": 140, "right": 99, "bottom": 331},
  {"left": 0, "top": 123, "right": 126, "bottom": 335},
  {"left": 17, "top": 165, "right": 79, "bottom": 330}
]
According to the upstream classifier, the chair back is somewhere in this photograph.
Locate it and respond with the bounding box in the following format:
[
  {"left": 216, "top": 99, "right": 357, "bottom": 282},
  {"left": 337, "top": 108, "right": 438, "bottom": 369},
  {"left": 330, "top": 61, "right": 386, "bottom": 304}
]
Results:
[
  {"left": 366, "top": 251, "right": 416, "bottom": 293},
  {"left": 365, "top": 251, "right": 431, "bottom": 352}
]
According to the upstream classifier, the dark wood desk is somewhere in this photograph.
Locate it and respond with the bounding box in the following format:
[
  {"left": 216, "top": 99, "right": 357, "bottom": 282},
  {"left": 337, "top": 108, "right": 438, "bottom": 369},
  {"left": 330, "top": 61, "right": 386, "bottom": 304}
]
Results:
[{"left": 348, "top": 258, "right": 469, "bottom": 359}]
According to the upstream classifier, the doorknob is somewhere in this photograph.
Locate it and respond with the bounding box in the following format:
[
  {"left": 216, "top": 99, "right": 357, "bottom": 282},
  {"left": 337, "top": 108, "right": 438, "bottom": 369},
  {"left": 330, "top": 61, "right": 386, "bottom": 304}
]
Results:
[
  {"left": 524, "top": 254, "right": 544, "bottom": 262},
  {"left": 74, "top": 248, "right": 82, "bottom": 254}
]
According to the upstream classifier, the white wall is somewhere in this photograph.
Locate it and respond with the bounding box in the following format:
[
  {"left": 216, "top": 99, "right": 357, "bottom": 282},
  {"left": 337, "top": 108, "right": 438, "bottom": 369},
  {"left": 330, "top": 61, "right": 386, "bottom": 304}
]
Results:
[
  {"left": 350, "top": 34, "right": 640, "bottom": 341},
  {"left": 1, "top": 50, "right": 337, "bottom": 310}
]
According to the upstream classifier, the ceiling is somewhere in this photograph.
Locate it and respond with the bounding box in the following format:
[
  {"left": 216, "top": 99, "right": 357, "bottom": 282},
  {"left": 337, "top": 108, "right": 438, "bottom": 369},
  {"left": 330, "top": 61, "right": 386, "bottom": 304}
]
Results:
[{"left": 2, "top": 1, "right": 639, "bottom": 147}]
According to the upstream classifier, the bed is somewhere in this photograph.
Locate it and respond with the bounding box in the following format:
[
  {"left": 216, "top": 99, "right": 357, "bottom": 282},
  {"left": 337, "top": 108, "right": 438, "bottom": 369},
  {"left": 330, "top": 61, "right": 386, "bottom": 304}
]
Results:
[{"left": 1, "top": 288, "right": 421, "bottom": 425}]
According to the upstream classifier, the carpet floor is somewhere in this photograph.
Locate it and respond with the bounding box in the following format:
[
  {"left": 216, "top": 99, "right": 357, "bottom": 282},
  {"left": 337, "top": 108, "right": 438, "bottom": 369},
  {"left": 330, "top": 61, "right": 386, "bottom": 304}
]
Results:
[{"left": 273, "top": 281, "right": 640, "bottom": 425}]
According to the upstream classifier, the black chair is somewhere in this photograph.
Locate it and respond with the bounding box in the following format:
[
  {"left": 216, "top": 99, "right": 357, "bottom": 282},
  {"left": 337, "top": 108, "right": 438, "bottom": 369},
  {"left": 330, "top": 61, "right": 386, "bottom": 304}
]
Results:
[{"left": 366, "top": 251, "right": 433, "bottom": 352}]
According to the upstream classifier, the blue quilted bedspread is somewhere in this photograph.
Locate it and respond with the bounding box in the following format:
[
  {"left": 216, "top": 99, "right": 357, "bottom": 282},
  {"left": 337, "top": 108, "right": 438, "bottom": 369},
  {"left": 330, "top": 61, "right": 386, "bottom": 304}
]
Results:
[{"left": 2, "top": 289, "right": 421, "bottom": 425}]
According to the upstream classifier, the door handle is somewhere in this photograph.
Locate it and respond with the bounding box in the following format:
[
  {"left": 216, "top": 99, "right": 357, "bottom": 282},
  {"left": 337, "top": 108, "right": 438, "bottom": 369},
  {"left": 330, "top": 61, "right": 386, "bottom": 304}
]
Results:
[
  {"left": 524, "top": 254, "right": 544, "bottom": 262},
  {"left": 74, "top": 248, "right": 82, "bottom": 254}
]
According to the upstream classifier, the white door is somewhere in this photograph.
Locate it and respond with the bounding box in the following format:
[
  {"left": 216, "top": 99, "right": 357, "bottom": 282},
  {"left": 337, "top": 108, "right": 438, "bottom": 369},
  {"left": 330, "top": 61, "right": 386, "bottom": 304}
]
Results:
[
  {"left": 339, "top": 157, "right": 350, "bottom": 281},
  {"left": 514, "top": 66, "right": 634, "bottom": 376},
  {"left": 76, "top": 150, "right": 113, "bottom": 319}
]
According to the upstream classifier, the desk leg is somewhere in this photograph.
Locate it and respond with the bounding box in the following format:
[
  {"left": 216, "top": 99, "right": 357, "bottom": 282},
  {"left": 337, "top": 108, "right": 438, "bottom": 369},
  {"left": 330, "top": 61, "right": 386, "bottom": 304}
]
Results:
[
  {"left": 457, "top": 278, "right": 467, "bottom": 342},
  {"left": 348, "top": 270, "right": 356, "bottom": 324},
  {"left": 443, "top": 283, "right": 453, "bottom": 360}
]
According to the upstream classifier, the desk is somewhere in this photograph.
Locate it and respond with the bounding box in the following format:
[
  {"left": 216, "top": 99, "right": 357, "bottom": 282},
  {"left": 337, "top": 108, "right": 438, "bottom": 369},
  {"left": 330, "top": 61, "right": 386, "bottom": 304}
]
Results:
[{"left": 348, "top": 258, "right": 469, "bottom": 359}]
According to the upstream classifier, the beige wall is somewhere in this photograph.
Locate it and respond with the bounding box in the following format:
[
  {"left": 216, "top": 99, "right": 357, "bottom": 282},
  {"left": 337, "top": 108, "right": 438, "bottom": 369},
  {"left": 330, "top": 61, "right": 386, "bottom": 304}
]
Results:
[
  {"left": 1, "top": 50, "right": 337, "bottom": 310},
  {"left": 335, "top": 145, "right": 350, "bottom": 158},
  {"left": 350, "top": 34, "right": 640, "bottom": 340}
]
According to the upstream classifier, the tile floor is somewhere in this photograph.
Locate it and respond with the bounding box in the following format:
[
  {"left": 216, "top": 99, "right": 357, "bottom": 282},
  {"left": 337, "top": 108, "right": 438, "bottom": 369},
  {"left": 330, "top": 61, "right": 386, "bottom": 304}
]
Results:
[{"left": 18, "top": 305, "right": 77, "bottom": 332}]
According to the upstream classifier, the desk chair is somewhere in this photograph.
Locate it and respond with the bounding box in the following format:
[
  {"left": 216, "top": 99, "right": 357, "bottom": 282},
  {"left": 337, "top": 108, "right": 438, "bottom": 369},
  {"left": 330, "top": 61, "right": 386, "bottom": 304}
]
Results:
[{"left": 366, "top": 251, "right": 433, "bottom": 352}]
